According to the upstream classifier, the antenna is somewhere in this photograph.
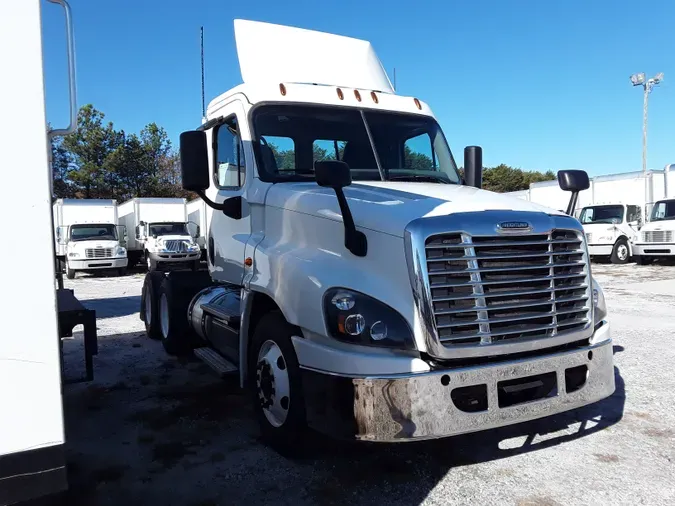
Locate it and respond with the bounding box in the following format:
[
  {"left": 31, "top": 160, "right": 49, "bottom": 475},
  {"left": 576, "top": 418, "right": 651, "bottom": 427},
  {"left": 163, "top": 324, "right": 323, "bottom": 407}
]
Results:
[
  {"left": 393, "top": 67, "right": 396, "bottom": 92},
  {"left": 201, "top": 26, "right": 206, "bottom": 122}
]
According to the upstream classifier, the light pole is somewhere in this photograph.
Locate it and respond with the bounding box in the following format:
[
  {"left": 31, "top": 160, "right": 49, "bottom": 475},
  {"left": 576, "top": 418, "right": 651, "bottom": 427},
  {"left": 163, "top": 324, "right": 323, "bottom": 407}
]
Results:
[{"left": 630, "top": 72, "right": 663, "bottom": 173}]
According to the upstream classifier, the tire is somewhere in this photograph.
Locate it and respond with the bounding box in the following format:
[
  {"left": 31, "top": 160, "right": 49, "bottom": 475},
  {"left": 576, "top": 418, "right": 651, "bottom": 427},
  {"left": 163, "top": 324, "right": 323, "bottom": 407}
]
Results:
[
  {"left": 191, "top": 260, "right": 200, "bottom": 271},
  {"left": 118, "top": 266, "right": 128, "bottom": 276},
  {"left": 65, "top": 260, "right": 76, "bottom": 279},
  {"left": 146, "top": 252, "right": 158, "bottom": 272},
  {"left": 635, "top": 255, "right": 653, "bottom": 266},
  {"left": 610, "top": 238, "right": 630, "bottom": 264},
  {"left": 141, "top": 271, "right": 166, "bottom": 340},
  {"left": 249, "top": 311, "right": 307, "bottom": 455},
  {"left": 157, "top": 273, "right": 213, "bottom": 355}
]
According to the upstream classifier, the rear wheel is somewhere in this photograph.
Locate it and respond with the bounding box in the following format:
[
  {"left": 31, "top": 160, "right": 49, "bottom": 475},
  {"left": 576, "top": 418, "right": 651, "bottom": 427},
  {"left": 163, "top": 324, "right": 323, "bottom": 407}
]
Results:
[
  {"left": 249, "top": 311, "right": 307, "bottom": 455},
  {"left": 141, "top": 271, "right": 166, "bottom": 340},
  {"left": 610, "top": 238, "right": 630, "bottom": 264}
]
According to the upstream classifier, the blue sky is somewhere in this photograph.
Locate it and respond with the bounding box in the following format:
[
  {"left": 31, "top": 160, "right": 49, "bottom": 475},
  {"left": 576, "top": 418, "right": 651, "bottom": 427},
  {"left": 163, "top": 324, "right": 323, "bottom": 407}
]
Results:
[{"left": 42, "top": 0, "right": 674, "bottom": 176}]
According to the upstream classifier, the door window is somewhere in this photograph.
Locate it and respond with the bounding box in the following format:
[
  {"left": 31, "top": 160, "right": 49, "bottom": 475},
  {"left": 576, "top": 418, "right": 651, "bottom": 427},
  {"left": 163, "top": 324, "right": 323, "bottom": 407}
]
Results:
[{"left": 215, "top": 116, "right": 246, "bottom": 188}]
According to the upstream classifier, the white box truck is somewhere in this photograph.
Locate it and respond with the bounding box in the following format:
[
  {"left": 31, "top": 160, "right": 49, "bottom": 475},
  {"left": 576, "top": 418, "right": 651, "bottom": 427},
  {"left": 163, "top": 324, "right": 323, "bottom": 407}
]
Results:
[
  {"left": 119, "top": 197, "right": 201, "bottom": 271},
  {"left": 1, "top": 0, "right": 74, "bottom": 502},
  {"left": 187, "top": 197, "right": 209, "bottom": 257},
  {"left": 139, "top": 20, "right": 614, "bottom": 453},
  {"left": 53, "top": 199, "right": 128, "bottom": 278}
]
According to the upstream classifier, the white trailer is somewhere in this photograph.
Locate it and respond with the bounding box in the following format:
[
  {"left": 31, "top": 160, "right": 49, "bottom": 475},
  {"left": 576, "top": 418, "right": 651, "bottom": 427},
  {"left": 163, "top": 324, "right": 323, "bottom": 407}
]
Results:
[
  {"left": 118, "top": 197, "right": 201, "bottom": 271},
  {"left": 139, "top": 20, "right": 614, "bottom": 453},
  {"left": 187, "top": 197, "right": 209, "bottom": 255},
  {"left": 510, "top": 170, "right": 668, "bottom": 263},
  {"left": 1, "top": 0, "right": 73, "bottom": 502},
  {"left": 53, "top": 199, "right": 128, "bottom": 278}
]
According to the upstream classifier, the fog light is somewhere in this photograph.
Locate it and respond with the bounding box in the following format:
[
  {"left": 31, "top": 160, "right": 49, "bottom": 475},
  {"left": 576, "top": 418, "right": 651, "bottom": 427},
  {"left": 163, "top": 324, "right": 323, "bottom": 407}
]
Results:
[
  {"left": 331, "top": 292, "right": 355, "bottom": 311},
  {"left": 370, "top": 321, "right": 388, "bottom": 340},
  {"left": 344, "top": 314, "right": 365, "bottom": 335}
]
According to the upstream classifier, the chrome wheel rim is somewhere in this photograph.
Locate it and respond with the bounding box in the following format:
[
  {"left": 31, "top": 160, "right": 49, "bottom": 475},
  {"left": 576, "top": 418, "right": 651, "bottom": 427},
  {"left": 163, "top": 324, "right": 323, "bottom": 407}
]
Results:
[
  {"left": 144, "top": 285, "right": 152, "bottom": 326},
  {"left": 257, "top": 340, "right": 290, "bottom": 427},
  {"left": 160, "top": 293, "right": 169, "bottom": 338},
  {"left": 617, "top": 244, "right": 628, "bottom": 261}
]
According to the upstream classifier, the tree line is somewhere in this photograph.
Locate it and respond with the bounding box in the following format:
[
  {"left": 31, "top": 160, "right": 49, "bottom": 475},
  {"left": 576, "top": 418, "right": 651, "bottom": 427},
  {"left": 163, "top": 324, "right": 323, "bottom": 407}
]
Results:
[
  {"left": 53, "top": 105, "right": 555, "bottom": 200},
  {"left": 51, "top": 104, "right": 192, "bottom": 201}
]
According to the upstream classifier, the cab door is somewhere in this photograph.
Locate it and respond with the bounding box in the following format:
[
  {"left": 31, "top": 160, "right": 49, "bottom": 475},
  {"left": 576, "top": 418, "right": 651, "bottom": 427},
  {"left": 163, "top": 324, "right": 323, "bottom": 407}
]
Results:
[{"left": 205, "top": 99, "right": 251, "bottom": 285}]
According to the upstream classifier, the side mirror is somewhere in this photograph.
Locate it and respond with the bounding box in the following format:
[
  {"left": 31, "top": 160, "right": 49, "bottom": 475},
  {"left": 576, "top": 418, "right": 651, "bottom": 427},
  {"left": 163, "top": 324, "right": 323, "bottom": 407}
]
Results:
[
  {"left": 314, "top": 160, "right": 366, "bottom": 257},
  {"left": 315, "top": 160, "right": 352, "bottom": 189},
  {"left": 557, "top": 169, "right": 590, "bottom": 192},
  {"left": 629, "top": 220, "right": 640, "bottom": 227},
  {"left": 180, "top": 130, "right": 210, "bottom": 191},
  {"left": 464, "top": 146, "right": 483, "bottom": 189},
  {"left": 558, "top": 169, "right": 589, "bottom": 216}
]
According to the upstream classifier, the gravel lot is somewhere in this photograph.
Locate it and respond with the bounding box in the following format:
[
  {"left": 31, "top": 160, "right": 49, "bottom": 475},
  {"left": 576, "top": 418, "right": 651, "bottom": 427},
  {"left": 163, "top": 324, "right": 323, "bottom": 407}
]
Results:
[{"left": 54, "top": 262, "right": 675, "bottom": 506}]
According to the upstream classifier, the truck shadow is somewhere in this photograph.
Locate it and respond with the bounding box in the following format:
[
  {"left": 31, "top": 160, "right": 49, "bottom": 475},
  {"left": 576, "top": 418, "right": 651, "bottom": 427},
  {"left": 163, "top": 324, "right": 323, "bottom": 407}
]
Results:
[{"left": 80, "top": 296, "right": 141, "bottom": 319}]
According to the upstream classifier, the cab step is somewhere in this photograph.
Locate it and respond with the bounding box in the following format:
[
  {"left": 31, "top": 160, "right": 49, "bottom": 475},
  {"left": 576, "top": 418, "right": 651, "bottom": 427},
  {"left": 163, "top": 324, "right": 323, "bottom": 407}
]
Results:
[{"left": 194, "top": 347, "right": 238, "bottom": 376}]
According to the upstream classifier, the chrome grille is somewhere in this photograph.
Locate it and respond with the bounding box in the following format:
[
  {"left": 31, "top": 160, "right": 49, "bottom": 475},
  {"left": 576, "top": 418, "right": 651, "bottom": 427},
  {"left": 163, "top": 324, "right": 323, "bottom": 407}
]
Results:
[
  {"left": 85, "top": 248, "right": 113, "bottom": 259},
  {"left": 642, "top": 230, "right": 672, "bottom": 243},
  {"left": 164, "top": 240, "right": 188, "bottom": 253},
  {"left": 425, "top": 230, "right": 590, "bottom": 347}
]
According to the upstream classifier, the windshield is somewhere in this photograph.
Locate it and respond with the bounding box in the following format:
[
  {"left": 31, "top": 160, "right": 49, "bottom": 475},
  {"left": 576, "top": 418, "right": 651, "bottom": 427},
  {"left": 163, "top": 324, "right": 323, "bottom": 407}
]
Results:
[
  {"left": 650, "top": 200, "right": 675, "bottom": 221},
  {"left": 252, "top": 104, "right": 460, "bottom": 184},
  {"left": 70, "top": 224, "right": 117, "bottom": 242},
  {"left": 149, "top": 222, "right": 188, "bottom": 237},
  {"left": 579, "top": 205, "right": 624, "bottom": 224}
]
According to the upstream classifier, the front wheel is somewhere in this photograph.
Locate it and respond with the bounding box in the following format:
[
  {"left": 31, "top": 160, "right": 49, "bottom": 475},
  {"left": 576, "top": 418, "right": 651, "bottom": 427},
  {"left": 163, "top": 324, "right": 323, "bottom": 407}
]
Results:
[
  {"left": 117, "top": 266, "right": 128, "bottom": 276},
  {"left": 249, "top": 311, "right": 307, "bottom": 455},
  {"left": 141, "top": 271, "right": 165, "bottom": 340},
  {"left": 65, "top": 260, "right": 76, "bottom": 279},
  {"left": 610, "top": 239, "right": 630, "bottom": 264}
]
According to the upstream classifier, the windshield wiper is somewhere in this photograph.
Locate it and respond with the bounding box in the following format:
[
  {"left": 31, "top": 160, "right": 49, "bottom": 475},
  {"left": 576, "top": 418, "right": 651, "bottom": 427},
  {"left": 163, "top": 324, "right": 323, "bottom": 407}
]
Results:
[{"left": 389, "top": 174, "right": 451, "bottom": 184}]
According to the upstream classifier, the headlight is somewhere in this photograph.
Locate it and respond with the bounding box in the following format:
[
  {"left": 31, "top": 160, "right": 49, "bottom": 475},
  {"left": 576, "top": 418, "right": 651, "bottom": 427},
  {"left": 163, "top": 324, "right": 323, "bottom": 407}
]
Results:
[
  {"left": 116, "top": 246, "right": 126, "bottom": 256},
  {"left": 189, "top": 243, "right": 200, "bottom": 251},
  {"left": 592, "top": 278, "right": 607, "bottom": 325},
  {"left": 68, "top": 252, "right": 79, "bottom": 258},
  {"left": 323, "top": 288, "right": 415, "bottom": 350}
]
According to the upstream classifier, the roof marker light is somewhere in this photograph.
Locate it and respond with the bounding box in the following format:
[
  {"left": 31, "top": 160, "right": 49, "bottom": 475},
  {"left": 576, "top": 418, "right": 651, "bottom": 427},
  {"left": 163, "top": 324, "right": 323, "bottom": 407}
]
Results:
[
  {"left": 279, "top": 83, "right": 286, "bottom": 96},
  {"left": 337, "top": 87, "right": 344, "bottom": 100},
  {"left": 354, "top": 90, "right": 361, "bottom": 102},
  {"left": 371, "top": 91, "right": 379, "bottom": 104},
  {"left": 414, "top": 98, "right": 422, "bottom": 110}
]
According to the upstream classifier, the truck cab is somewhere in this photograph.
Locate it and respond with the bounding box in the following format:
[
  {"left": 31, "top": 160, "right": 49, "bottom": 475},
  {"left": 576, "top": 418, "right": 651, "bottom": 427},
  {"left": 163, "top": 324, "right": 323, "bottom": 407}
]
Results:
[
  {"left": 578, "top": 203, "right": 642, "bottom": 264},
  {"left": 53, "top": 199, "right": 128, "bottom": 279},
  {"left": 141, "top": 20, "right": 614, "bottom": 450},
  {"left": 633, "top": 198, "right": 675, "bottom": 264}
]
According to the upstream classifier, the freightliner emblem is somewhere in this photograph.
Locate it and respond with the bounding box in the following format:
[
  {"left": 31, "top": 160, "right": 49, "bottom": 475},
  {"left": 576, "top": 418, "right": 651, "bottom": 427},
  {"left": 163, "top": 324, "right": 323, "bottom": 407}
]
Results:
[{"left": 497, "top": 221, "right": 532, "bottom": 233}]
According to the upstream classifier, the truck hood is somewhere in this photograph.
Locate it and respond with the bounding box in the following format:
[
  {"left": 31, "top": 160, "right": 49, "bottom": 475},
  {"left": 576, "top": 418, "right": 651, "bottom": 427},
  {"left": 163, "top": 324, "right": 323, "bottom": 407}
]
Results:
[
  {"left": 67, "top": 239, "right": 119, "bottom": 250},
  {"left": 155, "top": 235, "right": 193, "bottom": 242},
  {"left": 265, "top": 181, "right": 566, "bottom": 237},
  {"left": 640, "top": 220, "right": 675, "bottom": 232}
]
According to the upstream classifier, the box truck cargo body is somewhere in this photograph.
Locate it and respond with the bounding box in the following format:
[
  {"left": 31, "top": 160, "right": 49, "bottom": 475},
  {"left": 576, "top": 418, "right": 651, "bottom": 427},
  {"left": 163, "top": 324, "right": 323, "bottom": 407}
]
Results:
[
  {"left": 53, "top": 199, "right": 128, "bottom": 278},
  {"left": 119, "top": 198, "right": 201, "bottom": 271},
  {"left": 187, "top": 197, "right": 210, "bottom": 254}
]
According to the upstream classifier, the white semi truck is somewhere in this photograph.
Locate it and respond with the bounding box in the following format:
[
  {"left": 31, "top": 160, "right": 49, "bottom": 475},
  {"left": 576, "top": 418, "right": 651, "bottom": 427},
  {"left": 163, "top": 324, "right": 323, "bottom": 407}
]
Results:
[
  {"left": 53, "top": 199, "right": 128, "bottom": 278},
  {"left": 1, "top": 0, "right": 73, "bottom": 502},
  {"left": 633, "top": 198, "right": 675, "bottom": 264},
  {"left": 140, "top": 20, "right": 614, "bottom": 452},
  {"left": 118, "top": 197, "right": 201, "bottom": 271}
]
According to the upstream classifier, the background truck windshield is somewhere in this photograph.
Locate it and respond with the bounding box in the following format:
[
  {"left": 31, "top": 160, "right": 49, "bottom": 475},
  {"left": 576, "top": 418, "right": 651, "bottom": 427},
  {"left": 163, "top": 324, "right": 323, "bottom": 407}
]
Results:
[
  {"left": 70, "top": 224, "right": 117, "bottom": 241},
  {"left": 252, "top": 105, "right": 460, "bottom": 184},
  {"left": 580, "top": 205, "right": 624, "bottom": 224},
  {"left": 149, "top": 223, "right": 188, "bottom": 236},
  {"left": 650, "top": 200, "right": 675, "bottom": 221}
]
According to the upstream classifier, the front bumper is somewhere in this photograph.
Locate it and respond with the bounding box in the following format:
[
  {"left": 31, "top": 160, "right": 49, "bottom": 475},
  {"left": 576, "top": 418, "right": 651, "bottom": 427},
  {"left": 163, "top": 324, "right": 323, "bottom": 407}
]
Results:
[
  {"left": 148, "top": 251, "right": 200, "bottom": 263},
  {"left": 68, "top": 257, "right": 127, "bottom": 270},
  {"left": 632, "top": 243, "right": 674, "bottom": 256},
  {"left": 300, "top": 324, "right": 614, "bottom": 442},
  {"left": 587, "top": 244, "right": 614, "bottom": 256}
]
